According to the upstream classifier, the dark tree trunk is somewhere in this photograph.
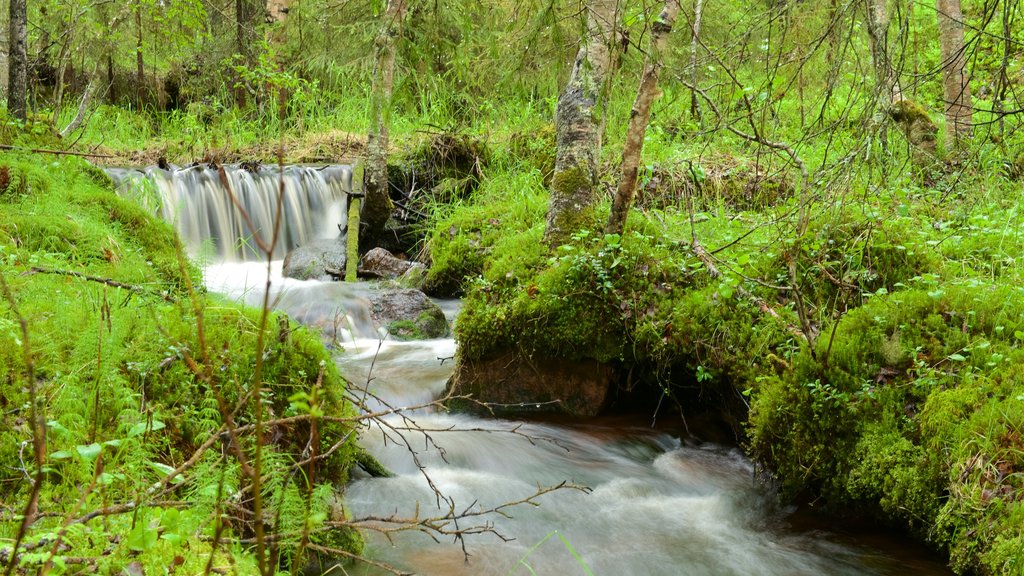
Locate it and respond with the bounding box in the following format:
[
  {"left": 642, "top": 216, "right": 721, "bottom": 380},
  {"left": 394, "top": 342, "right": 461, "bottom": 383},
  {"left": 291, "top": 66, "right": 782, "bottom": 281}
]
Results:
[
  {"left": 136, "top": 1, "right": 145, "bottom": 109},
  {"left": 361, "top": 0, "right": 408, "bottom": 249},
  {"left": 7, "top": 0, "right": 28, "bottom": 121}
]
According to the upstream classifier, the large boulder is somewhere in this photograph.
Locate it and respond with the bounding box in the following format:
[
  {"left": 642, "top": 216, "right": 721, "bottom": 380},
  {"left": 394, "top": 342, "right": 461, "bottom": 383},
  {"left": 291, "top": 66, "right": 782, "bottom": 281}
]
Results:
[
  {"left": 450, "top": 350, "right": 616, "bottom": 416},
  {"left": 283, "top": 238, "right": 347, "bottom": 281},
  {"left": 368, "top": 289, "right": 448, "bottom": 340}
]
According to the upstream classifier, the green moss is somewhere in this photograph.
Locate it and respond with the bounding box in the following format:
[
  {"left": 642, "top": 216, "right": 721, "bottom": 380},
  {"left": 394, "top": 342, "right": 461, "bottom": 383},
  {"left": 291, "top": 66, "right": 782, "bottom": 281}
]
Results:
[
  {"left": 546, "top": 165, "right": 598, "bottom": 245},
  {"left": 748, "top": 284, "right": 1024, "bottom": 570}
]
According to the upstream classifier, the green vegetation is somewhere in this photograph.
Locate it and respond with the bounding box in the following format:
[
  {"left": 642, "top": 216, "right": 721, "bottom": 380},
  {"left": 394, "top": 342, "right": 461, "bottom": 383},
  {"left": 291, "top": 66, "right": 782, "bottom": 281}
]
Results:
[
  {"left": 0, "top": 150, "right": 361, "bottom": 573},
  {"left": 3, "top": 0, "right": 1024, "bottom": 573}
]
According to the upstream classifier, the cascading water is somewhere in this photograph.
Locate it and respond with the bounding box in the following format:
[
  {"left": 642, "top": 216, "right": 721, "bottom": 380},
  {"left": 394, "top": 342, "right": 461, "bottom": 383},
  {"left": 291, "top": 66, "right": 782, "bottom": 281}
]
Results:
[
  {"left": 108, "top": 164, "right": 351, "bottom": 260},
  {"left": 204, "top": 261, "right": 953, "bottom": 576},
  {"left": 125, "top": 166, "right": 951, "bottom": 575}
]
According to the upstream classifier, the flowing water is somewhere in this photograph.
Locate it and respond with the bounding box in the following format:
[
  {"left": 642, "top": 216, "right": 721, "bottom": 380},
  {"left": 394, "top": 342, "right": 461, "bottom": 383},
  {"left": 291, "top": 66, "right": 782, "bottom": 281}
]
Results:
[
  {"left": 203, "top": 261, "right": 952, "bottom": 576},
  {"left": 108, "top": 164, "right": 351, "bottom": 260},
  {"left": 140, "top": 168, "right": 952, "bottom": 576}
]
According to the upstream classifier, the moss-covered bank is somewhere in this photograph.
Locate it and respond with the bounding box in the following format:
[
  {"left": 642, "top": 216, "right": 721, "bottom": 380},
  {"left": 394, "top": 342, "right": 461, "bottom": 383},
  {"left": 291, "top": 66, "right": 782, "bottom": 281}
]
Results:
[
  {"left": 0, "top": 150, "right": 361, "bottom": 573},
  {"left": 427, "top": 149, "right": 1024, "bottom": 574}
]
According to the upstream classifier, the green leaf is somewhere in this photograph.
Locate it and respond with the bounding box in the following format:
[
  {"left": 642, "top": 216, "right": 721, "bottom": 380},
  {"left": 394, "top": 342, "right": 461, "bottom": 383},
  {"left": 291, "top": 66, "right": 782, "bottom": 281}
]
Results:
[
  {"left": 146, "top": 460, "right": 182, "bottom": 482},
  {"left": 50, "top": 450, "right": 74, "bottom": 460},
  {"left": 76, "top": 443, "right": 102, "bottom": 462},
  {"left": 47, "top": 420, "right": 70, "bottom": 436},
  {"left": 127, "top": 522, "right": 159, "bottom": 552},
  {"left": 128, "top": 420, "right": 166, "bottom": 438},
  {"left": 946, "top": 353, "right": 966, "bottom": 362}
]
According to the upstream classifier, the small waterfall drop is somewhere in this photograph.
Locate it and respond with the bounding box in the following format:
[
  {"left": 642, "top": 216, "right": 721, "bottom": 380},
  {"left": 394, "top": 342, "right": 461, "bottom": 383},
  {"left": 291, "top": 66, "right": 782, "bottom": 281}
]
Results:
[{"left": 109, "top": 164, "right": 351, "bottom": 260}]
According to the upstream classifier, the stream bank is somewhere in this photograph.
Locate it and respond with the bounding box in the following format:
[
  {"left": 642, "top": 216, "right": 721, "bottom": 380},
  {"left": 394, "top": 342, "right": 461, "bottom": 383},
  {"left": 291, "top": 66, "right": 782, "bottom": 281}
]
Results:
[{"left": 419, "top": 136, "right": 1024, "bottom": 575}]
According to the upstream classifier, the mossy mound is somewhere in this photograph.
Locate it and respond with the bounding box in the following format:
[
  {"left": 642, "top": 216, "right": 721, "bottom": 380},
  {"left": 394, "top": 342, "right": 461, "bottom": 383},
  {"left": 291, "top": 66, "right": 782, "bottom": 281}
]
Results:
[
  {"left": 748, "top": 285, "right": 1024, "bottom": 574},
  {"left": 422, "top": 169, "right": 548, "bottom": 297},
  {"left": 0, "top": 150, "right": 361, "bottom": 573}
]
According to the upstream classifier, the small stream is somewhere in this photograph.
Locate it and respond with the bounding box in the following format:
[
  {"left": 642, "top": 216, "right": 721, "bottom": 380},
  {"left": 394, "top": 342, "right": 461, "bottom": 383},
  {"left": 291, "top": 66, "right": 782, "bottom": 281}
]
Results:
[
  {"left": 206, "top": 261, "right": 952, "bottom": 576},
  {"left": 118, "top": 164, "right": 953, "bottom": 575}
]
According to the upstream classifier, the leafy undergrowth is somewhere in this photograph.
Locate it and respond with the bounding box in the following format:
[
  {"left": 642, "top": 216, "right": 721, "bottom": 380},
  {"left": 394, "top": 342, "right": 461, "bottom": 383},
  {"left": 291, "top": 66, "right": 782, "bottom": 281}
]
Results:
[
  {"left": 429, "top": 133, "right": 1024, "bottom": 574},
  {"left": 0, "top": 151, "right": 361, "bottom": 573}
]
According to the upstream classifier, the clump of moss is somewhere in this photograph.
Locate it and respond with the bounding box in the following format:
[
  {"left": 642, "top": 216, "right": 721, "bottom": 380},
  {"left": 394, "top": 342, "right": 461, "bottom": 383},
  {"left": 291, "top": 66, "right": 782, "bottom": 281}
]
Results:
[
  {"left": 423, "top": 169, "right": 548, "bottom": 296},
  {"left": 889, "top": 99, "right": 938, "bottom": 155},
  {"left": 747, "top": 284, "right": 1024, "bottom": 571}
]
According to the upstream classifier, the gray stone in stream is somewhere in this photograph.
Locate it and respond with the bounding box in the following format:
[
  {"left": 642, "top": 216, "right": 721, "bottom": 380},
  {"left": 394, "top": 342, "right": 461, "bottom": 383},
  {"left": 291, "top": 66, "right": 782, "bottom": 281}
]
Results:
[
  {"left": 368, "top": 289, "right": 448, "bottom": 340},
  {"left": 449, "top": 350, "right": 616, "bottom": 417},
  {"left": 283, "top": 238, "right": 347, "bottom": 281},
  {"left": 360, "top": 247, "right": 425, "bottom": 280}
]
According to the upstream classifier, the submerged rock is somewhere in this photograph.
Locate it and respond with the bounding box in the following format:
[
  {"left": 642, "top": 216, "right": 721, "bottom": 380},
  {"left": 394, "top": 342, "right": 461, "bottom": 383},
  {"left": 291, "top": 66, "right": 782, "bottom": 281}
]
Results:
[
  {"left": 283, "top": 237, "right": 347, "bottom": 281},
  {"left": 450, "top": 350, "right": 616, "bottom": 417},
  {"left": 368, "top": 289, "right": 448, "bottom": 340}
]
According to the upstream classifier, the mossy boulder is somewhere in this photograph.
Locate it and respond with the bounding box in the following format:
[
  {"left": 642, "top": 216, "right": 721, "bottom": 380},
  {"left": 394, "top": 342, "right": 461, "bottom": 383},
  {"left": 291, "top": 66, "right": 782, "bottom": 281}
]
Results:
[{"left": 369, "top": 288, "right": 448, "bottom": 340}]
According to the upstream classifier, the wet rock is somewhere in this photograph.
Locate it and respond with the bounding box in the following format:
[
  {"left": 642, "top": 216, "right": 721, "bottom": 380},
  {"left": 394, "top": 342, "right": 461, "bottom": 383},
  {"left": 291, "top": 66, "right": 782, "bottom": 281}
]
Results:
[
  {"left": 360, "top": 247, "right": 424, "bottom": 280},
  {"left": 450, "top": 350, "right": 616, "bottom": 417},
  {"left": 368, "top": 289, "right": 448, "bottom": 340},
  {"left": 282, "top": 237, "right": 347, "bottom": 281}
]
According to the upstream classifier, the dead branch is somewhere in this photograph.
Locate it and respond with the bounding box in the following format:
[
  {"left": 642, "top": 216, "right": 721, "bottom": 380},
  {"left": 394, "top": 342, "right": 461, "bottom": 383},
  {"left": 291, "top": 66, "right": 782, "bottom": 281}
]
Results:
[
  {"left": 0, "top": 144, "right": 115, "bottom": 159},
  {"left": 25, "top": 266, "right": 174, "bottom": 302}
]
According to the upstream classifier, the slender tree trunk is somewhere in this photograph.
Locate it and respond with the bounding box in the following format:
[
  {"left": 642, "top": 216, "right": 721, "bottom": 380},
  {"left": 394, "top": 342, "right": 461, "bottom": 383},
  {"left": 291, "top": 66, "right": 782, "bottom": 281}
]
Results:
[
  {"left": 866, "top": 0, "right": 902, "bottom": 103},
  {"left": 689, "top": 0, "right": 704, "bottom": 122},
  {"left": 936, "top": 0, "right": 972, "bottom": 147},
  {"left": 234, "top": 0, "right": 249, "bottom": 107},
  {"left": 7, "top": 0, "right": 28, "bottom": 121},
  {"left": 361, "top": 0, "right": 407, "bottom": 248},
  {"left": 543, "top": 0, "right": 618, "bottom": 248},
  {"left": 136, "top": 1, "right": 145, "bottom": 109},
  {"left": 606, "top": 0, "right": 681, "bottom": 236},
  {"left": 994, "top": 0, "right": 1011, "bottom": 139},
  {"left": 864, "top": 0, "right": 898, "bottom": 159}
]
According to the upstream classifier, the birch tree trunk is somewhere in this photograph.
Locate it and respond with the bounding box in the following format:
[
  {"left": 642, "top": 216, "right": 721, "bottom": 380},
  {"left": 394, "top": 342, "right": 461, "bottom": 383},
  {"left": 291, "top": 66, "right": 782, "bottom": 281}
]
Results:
[
  {"left": 543, "top": 0, "right": 618, "bottom": 248},
  {"left": 361, "top": 0, "right": 407, "bottom": 248},
  {"left": 7, "top": 0, "right": 28, "bottom": 121},
  {"left": 936, "top": 0, "right": 972, "bottom": 147},
  {"left": 865, "top": 0, "right": 901, "bottom": 104},
  {"left": 606, "top": 0, "right": 681, "bottom": 236}
]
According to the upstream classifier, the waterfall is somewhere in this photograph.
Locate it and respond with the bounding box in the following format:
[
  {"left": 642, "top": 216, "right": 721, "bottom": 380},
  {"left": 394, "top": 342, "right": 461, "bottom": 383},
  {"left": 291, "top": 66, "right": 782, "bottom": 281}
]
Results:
[{"left": 108, "top": 164, "right": 351, "bottom": 261}]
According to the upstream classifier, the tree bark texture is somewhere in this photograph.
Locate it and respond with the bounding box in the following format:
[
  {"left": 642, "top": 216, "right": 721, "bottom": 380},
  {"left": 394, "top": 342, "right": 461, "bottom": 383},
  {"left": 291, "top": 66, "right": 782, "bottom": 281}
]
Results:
[
  {"left": 689, "top": 0, "right": 704, "bottom": 121},
  {"left": 361, "top": 0, "right": 407, "bottom": 248},
  {"left": 606, "top": 0, "right": 681, "bottom": 236},
  {"left": 136, "top": 1, "right": 145, "bottom": 109},
  {"left": 7, "top": 0, "right": 28, "bottom": 121},
  {"left": 936, "top": 0, "right": 972, "bottom": 146},
  {"left": 865, "top": 0, "right": 901, "bottom": 104},
  {"left": 543, "top": 0, "right": 618, "bottom": 248}
]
